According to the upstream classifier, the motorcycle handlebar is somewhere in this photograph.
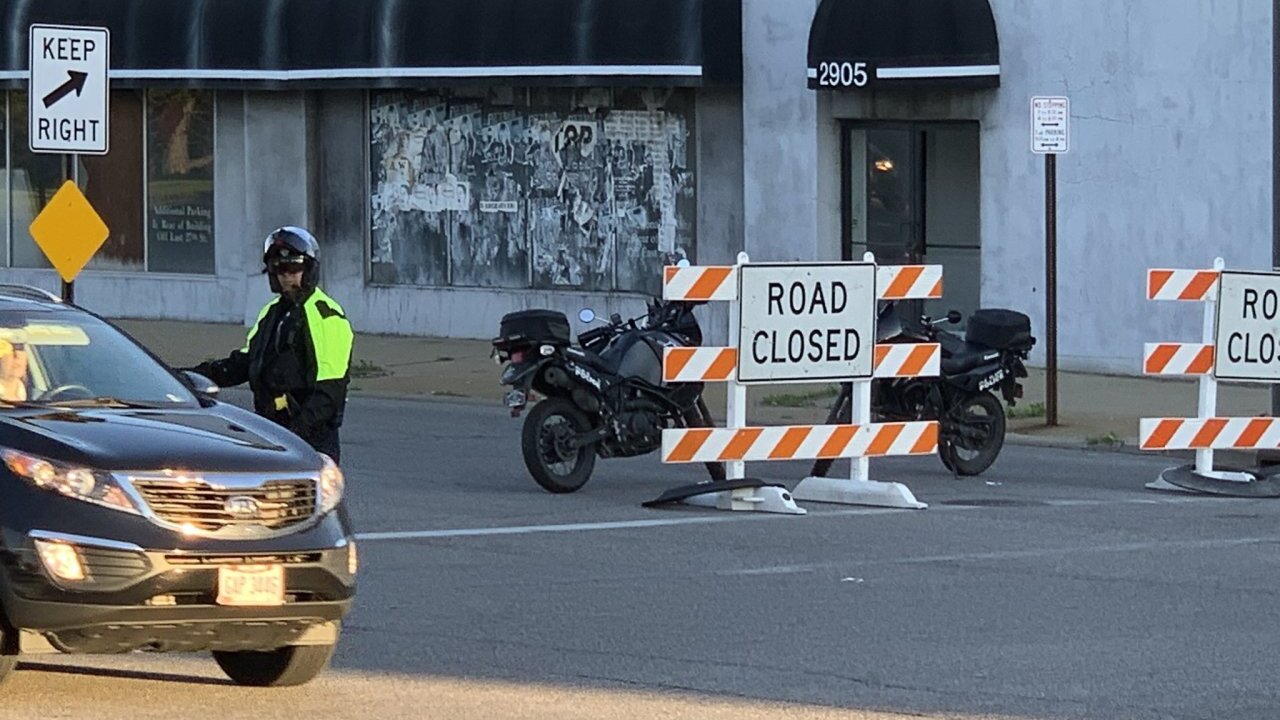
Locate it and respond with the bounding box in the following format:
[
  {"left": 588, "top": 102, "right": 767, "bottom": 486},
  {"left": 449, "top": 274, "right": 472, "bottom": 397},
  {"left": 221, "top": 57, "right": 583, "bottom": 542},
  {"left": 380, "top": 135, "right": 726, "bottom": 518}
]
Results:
[
  {"left": 578, "top": 300, "right": 693, "bottom": 346},
  {"left": 578, "top": 326, "right": 612, "bottom": 346}
]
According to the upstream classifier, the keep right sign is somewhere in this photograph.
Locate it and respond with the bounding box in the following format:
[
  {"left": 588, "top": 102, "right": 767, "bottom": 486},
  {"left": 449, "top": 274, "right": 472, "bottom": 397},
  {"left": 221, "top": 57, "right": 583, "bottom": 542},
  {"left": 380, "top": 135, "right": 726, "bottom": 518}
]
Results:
[{"left": 1214, "top": 270, "right": 1280, "bottom": 382}]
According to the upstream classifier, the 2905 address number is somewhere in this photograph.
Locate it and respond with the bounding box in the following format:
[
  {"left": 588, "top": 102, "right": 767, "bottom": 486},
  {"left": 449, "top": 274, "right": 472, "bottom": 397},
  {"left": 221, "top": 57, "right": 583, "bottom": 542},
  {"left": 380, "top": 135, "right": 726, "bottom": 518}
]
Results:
[{"left": 815, "top": 61, "right": 869, "bottom": 88}]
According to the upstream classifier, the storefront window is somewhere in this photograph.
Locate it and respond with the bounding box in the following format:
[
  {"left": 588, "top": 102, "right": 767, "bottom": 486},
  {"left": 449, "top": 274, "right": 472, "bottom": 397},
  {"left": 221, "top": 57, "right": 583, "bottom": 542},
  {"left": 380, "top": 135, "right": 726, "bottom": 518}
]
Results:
[
  {"left": 370, "top": 88, "right": 696, "bottom": 295},
  {"left": 9, "top": 92, "right": 64, "bottom": 270},
  {"left": 145, "top": 90, "right": 215, "bottom": 274},
  {"left": 82, "top": 91, "right": 145, "bottom": 271},
  {"left": 1, "top": 91, "right": 214, "bottom": 276}
]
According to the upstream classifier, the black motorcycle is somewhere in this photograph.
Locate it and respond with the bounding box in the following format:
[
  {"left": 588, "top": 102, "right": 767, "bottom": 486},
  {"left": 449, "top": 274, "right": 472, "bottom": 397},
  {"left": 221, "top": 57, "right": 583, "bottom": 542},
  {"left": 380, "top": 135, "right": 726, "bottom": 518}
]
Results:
[
  {"left": 492, "top": 299, "right": 724, "bottom": 493},
  {"left": 812, "top": 303, "right": 1036, "bottom": 477}
]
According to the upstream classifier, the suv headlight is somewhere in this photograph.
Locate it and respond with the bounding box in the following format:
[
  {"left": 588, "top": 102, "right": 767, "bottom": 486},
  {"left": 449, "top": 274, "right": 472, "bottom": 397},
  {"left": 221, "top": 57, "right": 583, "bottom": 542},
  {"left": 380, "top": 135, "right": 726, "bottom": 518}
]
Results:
[
  {"left": 319, "top": 454, "right": 345, "bottom": 514},
  {"left": 3, "top": 450, "right": 139, "bottom": 514}
]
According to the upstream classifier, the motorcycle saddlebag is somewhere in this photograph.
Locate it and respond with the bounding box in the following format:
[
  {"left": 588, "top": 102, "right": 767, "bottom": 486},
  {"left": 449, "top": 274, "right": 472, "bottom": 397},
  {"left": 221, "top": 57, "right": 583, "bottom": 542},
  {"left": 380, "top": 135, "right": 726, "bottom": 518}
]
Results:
[
  {"left": 495, "top": 309, "right": 571, "bottom": 349},
  {"left": 965, "top": 309, "right": 1033, "bottom": 350}
]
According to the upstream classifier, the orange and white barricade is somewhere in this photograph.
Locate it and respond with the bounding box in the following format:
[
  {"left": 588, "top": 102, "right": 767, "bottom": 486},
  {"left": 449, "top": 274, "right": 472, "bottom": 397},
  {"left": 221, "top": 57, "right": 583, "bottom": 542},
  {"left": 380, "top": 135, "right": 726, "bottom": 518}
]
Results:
[
  {"left": 1138, "top": 257, "right": 1280, "bottom": 494},
  {"left": 659, "top": 252, "right": 942, "bottom": 512}
]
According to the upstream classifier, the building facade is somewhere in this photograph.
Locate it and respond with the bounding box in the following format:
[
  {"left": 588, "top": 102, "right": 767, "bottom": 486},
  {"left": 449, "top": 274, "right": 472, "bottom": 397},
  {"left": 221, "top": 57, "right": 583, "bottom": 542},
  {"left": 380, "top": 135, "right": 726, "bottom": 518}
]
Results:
[{"left": 0, "top": 0, "right": 1269, "bottom": 373}]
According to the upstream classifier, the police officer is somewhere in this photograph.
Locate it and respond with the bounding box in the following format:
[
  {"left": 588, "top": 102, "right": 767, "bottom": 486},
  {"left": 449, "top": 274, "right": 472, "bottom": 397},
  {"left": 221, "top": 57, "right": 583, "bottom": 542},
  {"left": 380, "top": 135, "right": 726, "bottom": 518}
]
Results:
[{"left": 189, "top": 227, "right": 354, "bottom": 461}]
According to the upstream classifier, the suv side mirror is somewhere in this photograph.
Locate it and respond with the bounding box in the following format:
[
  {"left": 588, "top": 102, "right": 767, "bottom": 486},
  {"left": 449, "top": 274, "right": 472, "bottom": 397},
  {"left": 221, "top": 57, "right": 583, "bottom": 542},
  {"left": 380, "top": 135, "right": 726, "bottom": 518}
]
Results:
[{"left": 181, "top": 370, "right": 219, "bottom": 397}]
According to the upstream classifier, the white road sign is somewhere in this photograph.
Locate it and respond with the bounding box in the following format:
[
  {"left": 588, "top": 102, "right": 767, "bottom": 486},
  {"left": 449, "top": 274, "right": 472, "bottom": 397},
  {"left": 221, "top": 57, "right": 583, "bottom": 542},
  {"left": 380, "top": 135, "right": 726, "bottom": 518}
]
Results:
[
  {"left": 1214, "top": 270, "right": 1280, "bottom": 382},
  {"left": 1031, "top": 96, "right": 1069, "bottom": 154},
  {"left": 737, "top": 262, "right": 876, "bottom": 384},
  {"left": 28, "top": 24, "right": 110, "bottom": 155}
]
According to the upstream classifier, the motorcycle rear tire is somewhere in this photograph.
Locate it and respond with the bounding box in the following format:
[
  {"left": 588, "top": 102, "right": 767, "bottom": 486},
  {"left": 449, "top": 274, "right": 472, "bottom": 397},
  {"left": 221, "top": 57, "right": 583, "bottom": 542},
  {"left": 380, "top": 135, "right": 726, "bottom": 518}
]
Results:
[
  {"left": 938, "top": 391, "right": 1005, "bottom": 476},
  {"left": 522, "top": 397, "right": 597, "bottom": 493}
]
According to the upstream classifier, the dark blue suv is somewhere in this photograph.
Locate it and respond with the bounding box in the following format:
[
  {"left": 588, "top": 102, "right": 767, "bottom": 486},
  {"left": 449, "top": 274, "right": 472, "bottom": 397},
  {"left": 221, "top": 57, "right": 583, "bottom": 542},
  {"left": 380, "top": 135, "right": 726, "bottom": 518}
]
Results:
[{"left": 0, "top": 285, "right": 356, "bottom": 687}]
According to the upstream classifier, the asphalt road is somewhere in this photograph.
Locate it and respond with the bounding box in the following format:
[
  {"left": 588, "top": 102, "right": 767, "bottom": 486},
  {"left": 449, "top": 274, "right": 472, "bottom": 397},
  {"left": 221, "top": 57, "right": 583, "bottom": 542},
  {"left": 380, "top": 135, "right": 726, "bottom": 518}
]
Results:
[{"left": 4, "top": 392, "right": 1279, "bottom": 720}]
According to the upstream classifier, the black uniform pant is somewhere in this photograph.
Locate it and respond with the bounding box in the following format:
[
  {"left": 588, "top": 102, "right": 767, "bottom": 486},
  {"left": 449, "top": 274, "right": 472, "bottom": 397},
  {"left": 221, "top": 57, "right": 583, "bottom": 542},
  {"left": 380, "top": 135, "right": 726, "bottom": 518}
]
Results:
[
  {"left": 257, "top": 406, "right": 342, "bottom": 464},
  {"left": 309, "top": 426, "right": 341, "bottom": 464}
]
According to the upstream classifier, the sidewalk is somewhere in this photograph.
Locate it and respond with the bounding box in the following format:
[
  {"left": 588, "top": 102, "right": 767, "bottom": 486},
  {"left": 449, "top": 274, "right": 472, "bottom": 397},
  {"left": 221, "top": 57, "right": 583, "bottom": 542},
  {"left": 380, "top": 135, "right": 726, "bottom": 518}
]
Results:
[{"left": 113, "top": 318, "right": 1275, "bottom": 453}]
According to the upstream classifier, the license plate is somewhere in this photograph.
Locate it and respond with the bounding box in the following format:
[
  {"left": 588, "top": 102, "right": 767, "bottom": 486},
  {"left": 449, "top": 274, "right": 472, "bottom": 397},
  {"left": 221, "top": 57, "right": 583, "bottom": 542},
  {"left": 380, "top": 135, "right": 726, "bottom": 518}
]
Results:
[{"left": 216, "top": 564, "right": 285, "bottom": 606}]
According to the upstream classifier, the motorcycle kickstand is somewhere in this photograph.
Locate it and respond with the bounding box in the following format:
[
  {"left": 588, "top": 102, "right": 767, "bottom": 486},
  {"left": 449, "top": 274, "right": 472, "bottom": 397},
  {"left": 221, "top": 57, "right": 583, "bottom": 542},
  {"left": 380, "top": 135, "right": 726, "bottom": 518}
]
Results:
[
  {"left": 941, "top": 436, "right": 962, "bottom": 481},
  {"left": 809, "top": 383, "right": 852, "bottom": 479},
  {"left": 691, "top": 399, "right": 726, "bottom": 482}
]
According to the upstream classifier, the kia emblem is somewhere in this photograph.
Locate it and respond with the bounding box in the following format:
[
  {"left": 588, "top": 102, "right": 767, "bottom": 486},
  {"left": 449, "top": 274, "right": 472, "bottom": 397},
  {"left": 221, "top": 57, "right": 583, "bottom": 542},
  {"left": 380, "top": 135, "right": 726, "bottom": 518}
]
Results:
[{"left": 224, "top": 495, "right": 261, "bottom": 519}]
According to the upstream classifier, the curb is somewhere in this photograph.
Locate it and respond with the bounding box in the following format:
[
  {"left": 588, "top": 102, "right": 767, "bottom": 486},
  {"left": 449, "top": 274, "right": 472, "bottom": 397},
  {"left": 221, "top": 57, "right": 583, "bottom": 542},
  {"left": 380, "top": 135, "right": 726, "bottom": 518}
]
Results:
[
  {"left": 347, "top": 389, "right": 502, "bottom": 407},
  {"left": 1005, "top": 432, "right": 1142, "bottom": 455}
]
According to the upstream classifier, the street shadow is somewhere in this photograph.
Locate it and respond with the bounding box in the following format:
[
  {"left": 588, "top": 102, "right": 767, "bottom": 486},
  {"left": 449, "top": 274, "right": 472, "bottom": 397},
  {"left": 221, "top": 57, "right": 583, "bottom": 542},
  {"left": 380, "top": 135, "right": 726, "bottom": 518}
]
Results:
[{"left": 18, "top": 661, "right": 232, "bottom": 686}]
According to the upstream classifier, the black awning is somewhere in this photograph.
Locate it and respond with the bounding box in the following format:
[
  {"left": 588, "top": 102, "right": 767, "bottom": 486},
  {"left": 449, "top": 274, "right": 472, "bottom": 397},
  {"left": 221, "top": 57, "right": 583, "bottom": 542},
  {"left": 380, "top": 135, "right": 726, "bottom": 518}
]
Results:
[
  {"left": 0, "top": 0, "right": 742, "bottom": 89},
  {"left": 807, "top": 0, "right": 999, "bottom": 90}
]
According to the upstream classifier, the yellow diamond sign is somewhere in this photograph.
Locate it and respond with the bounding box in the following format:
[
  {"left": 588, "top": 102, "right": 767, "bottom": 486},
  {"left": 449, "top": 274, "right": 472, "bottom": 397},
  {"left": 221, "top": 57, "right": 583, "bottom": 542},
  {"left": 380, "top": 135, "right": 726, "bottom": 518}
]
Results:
[{"left": 28, "top": 180, "right": 110, "bottom": 283}]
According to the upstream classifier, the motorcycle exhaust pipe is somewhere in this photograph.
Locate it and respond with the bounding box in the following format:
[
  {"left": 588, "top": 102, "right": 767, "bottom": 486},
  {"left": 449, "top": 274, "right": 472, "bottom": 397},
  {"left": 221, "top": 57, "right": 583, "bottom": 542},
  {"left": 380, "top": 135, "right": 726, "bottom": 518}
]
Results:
[
  {"left": 544, "top": 366, "right": 570, "bottom": 388},
  {"left": 545, "top": 366, "right": 601, "bottom": 410},
  {"left": 573, "top": 388, "right": 600, "bottom": 413}
]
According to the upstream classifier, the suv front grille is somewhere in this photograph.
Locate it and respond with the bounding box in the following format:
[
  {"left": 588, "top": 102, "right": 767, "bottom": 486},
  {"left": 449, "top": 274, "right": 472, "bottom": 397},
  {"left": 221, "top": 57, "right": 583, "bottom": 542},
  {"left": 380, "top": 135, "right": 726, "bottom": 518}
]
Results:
[{"left": 130, "top": 478, "right": 317, "bottom": 533}]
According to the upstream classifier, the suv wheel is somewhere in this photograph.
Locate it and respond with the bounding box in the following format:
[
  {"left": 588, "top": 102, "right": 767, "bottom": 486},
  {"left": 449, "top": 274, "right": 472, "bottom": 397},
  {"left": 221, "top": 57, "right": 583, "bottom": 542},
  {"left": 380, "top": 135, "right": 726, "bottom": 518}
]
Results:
[{"left": 212, "top": 643, "right": 336, "bottom": 687}]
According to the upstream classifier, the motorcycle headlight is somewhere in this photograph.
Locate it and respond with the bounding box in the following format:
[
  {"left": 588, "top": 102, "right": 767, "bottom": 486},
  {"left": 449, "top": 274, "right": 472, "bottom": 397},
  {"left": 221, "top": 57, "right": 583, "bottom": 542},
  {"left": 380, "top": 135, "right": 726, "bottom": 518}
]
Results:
[
  {"left": 319, "top": 454, "right": 345, "bottom": 514},
  {"left": 2, "top": 450, "right": 139, "bottom": 514}
]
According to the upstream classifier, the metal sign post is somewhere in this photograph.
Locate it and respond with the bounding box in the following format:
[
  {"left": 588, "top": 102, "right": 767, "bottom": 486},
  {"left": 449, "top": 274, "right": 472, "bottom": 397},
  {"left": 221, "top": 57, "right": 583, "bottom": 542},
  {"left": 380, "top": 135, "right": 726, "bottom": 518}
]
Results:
[
  {"left": 1031, "top": 96, "right": 1069, "bottom": 427},
  {"left": 28, "top": 23, "right": 111, "bottom": 304},
  {"left": 1272, "top": 0, "right": 1280, "bottom": 428},
  {"left": 61, "top": 155, "right": 75, "bottom": 303}
]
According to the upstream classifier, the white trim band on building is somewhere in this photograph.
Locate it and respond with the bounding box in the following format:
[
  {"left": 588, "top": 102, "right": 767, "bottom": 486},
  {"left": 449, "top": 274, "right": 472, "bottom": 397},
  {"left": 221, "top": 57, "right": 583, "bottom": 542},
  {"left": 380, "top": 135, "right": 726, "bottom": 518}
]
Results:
[
  {"left": 0, "top": 65, "right": 704, "bottom": 82},
  {"left": 875, "top": 64, "right": 1000, "bottom": 79},
  {"left": 806, "top": 64, "right": 1001, "bottom": 81}
]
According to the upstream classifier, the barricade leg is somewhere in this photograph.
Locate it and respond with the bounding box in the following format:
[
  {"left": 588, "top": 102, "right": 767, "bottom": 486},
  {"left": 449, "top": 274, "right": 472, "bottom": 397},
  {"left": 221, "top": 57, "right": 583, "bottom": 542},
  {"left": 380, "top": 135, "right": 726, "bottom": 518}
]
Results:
[
  {"left": 1146, "top": 257, "right": 1254, "bottom": 493},
  {"left": 679, "top": 252, "right": 805, "bottom": 515},
  {"left": 791, "top": 377, "right": 927, "bottom": 509}
]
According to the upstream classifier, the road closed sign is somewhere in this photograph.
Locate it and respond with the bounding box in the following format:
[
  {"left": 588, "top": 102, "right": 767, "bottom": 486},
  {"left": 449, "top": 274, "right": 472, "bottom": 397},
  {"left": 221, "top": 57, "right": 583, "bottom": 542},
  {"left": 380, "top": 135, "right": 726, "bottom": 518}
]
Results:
[
  {"left": 1214, "top": 270, "right": 1280, "bottom": 382},
  {"left": 737, "top": 262, "right": 876, "bottom": 384}
]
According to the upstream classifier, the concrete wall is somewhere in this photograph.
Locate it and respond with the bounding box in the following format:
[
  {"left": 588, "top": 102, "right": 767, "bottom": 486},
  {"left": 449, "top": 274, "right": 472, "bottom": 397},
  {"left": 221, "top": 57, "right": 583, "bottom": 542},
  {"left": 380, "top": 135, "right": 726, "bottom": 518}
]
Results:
[
  {"left": 742, "top": 0, "right": 821, "bottom": 263},
  {"left": 980, "top": 0, "right": 1272, "bottom": 374},
  {"left": 766, "top": 0, "right": 1272, "bottom": 374}
]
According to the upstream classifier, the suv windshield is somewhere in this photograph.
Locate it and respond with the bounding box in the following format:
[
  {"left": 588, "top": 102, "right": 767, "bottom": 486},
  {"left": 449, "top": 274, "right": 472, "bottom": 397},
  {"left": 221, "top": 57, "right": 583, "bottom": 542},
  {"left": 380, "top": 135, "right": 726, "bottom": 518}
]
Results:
[{"left": 0, "top": 309, "right": 197, "bottom": 408}]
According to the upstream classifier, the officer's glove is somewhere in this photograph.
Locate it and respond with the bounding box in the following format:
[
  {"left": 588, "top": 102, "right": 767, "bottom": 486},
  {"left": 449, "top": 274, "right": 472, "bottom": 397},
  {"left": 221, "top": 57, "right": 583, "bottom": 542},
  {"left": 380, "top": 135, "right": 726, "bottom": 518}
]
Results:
[{"left": 179, "top": 362, "right": 213, "bottom": 377}]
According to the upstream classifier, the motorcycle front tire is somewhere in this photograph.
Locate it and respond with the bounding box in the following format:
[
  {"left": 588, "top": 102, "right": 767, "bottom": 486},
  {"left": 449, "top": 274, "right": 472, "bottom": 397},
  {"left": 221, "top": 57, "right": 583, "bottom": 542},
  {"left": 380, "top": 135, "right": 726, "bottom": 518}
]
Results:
[
  {"left": 938, "top": 391, "right": 1006, "bottom": 476},
  {"left": 521, "top": 397, "right": 597, "bottom": 493}
]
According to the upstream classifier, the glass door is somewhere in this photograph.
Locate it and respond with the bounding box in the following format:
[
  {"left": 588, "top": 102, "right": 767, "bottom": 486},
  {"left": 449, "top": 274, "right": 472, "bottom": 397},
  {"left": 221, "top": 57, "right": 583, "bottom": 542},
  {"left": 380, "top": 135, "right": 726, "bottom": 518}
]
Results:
[{"left": 844, "top": 122, "right": 981, "bottom": 325}]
